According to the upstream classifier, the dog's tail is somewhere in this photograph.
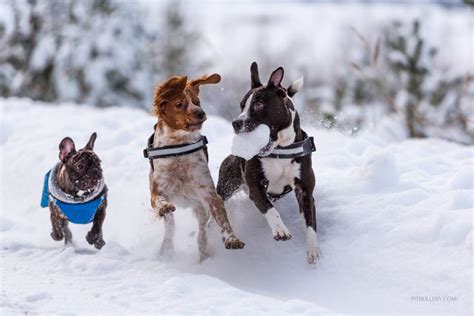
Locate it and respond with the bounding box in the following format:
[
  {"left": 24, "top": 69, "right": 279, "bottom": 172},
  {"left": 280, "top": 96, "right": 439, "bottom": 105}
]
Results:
[{"left": 287, "top": 77, "right": 304, "bottom": 97}]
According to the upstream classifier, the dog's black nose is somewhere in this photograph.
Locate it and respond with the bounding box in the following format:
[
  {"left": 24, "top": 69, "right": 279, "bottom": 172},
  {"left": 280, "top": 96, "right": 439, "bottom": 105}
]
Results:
[
  {"left": 195, "top": 110, "right": 206, "bottom": 120},
  {"left": 91, "top": 168, "right": 101, "bottom": 178},
  {"left": 232, "top": 119, "right": 243, "bottom": 133}
]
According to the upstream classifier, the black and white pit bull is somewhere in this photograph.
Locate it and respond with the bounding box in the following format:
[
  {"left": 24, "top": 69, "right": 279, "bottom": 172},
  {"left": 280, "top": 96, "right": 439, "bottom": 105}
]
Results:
[{"left": 217, "top": 62, "right": 320, "bottom": 264}]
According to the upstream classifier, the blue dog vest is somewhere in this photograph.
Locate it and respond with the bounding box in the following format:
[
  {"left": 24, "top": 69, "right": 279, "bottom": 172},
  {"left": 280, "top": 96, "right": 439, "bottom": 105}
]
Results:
[{"left": 41, "top": 168, "right": 104, "bottom": 224}]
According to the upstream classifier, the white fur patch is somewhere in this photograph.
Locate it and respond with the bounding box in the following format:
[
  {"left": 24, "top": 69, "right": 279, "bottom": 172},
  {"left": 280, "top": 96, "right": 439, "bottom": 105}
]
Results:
[
  {"left": 264, "top": 208, "right": 291, "bottom": 240},
  {"left": 259, "top": 108, "right": 299, "bottom": 195},
  {"left": 276, "top": 108, "right": 296, "bottom": 147},
  {"left": 239, "top": 92, "right": 254, "bottom": 120},
  {"left": 261, "top": 157, "right": 300, "bottom": 196},
  {"left": 151, "top": 126, "right": 214, "bottom": 209},
  {"left": 306, "top": 226, "right": 320, "bottom": 264},
  {"left": 290, "top": 77, "right": 304, "bottom": 93}
]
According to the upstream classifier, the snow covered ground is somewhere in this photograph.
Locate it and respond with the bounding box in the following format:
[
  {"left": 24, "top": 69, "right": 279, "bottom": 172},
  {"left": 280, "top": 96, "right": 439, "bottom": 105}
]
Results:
[{"left": 0, "top": 98, "right": 472, "bottom": 315}]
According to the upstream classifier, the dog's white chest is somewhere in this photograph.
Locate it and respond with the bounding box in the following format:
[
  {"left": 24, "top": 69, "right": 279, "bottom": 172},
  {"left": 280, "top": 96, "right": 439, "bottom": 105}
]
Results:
[{"left": 261, "top": 158, "right": 300, "bottom": 195}]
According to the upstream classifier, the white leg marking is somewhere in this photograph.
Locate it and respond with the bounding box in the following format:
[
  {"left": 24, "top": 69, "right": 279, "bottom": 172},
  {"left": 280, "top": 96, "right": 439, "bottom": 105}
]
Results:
[
  {"left": 264, "top": 208, "right": 292, "bottom": 241},
  {"left": 306, "top": 226, "right": 321, "bottom": 264}
]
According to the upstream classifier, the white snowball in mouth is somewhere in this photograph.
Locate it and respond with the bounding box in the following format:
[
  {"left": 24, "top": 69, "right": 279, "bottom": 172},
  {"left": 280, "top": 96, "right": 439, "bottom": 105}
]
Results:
[{"left": 231, "top": 124, "right": 271, "bottom": 160}]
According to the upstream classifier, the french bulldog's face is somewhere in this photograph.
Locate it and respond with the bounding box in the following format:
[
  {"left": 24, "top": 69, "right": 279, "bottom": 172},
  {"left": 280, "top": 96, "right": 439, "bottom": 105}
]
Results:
[{"left": 59, "top": 133, "right": 103, "bottom": 192}]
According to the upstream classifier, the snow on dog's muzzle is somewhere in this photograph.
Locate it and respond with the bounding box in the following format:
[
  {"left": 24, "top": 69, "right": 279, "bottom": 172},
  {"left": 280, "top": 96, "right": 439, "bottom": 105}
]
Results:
[{"left": 231, "top": 124, "right": 272, "bottom": 160}]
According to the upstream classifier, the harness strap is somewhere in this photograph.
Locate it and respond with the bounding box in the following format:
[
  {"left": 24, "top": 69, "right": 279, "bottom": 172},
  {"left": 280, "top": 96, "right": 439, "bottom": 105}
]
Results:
[
  {"left": 260, "top": 134, "right": 316, "bottom": 159},
  {"left": 144, "top": 134, "right": 208, "bottom": 159},
  {"left": 267, "top": 185, "right": 293, "bottom": 202}
]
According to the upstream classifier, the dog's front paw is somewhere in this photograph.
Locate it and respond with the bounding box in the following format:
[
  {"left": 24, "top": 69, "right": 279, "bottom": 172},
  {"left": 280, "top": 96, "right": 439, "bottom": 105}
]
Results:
[
  {"left": 157, "top": 202, "right": 176, "bottom": 217},
  {"left": 50, "top": 230, "right": 63, "bottom": 241},
  {"left": 94, "top": 238, "right": 106, "bottom": 250},
  {"left": 223, "top": 235, "right": 245, "bottom": 249},
  {"left": 86, "top": 231, "right": 105, "bottom": 250},
  {"left": 307, "top": 247, "right": 321, "bottom": 264},
  {"left": 272, "top": 226, "right": 292, "bottom": 241},
  {"left": 306, "top": 227, "right": 320, "bottom": 264},
  {"left": 264, "top": 208, "right": 292, "bottom": 241}
]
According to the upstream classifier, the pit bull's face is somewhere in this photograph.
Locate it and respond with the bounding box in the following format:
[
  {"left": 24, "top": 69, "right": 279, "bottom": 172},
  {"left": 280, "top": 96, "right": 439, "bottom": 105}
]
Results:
[
  {"left": 58, "top": 133, "right": 103, "bottom": 192},
  {"left": 232, "top": 62, "right": 302, "bottom": 155}
]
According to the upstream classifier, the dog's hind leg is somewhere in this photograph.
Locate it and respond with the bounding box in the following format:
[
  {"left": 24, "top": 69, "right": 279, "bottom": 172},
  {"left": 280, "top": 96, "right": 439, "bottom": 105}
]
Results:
[
  {"left": 194, "top": 204, "right": 210, "bottom": 262},
  {"left": 86, "top": 196, "right": 107, "bottom": 250},
  {"left": 160, "top": 213, "right": 175, "bottom": 257},
  {"left": 295, "top": 168, "right": 320, "bottom": 264},
  {"left": 49, "top": 203, "right": 72, "bottom": 244},
  {"left": 62, "top": 221, "right": 73, "bottom": 245},
  {"left": 217, "top": 155, "right": 245, "bottom": 201}
]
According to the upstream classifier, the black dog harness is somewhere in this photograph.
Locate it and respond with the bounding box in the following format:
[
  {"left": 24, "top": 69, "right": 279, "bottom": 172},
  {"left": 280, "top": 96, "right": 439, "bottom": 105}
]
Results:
[
  {"left": 259, "top": 134, "right": 316, "bottom": 159},
  {"left": 143, "top": 124, "right": 208, "bottom": 160}
]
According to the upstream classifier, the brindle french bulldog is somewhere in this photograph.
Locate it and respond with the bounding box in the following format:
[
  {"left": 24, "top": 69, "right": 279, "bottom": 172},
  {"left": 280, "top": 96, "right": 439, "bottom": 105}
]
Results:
[{"left": 49, "top": 133, "right": 107, "bottom": 249}]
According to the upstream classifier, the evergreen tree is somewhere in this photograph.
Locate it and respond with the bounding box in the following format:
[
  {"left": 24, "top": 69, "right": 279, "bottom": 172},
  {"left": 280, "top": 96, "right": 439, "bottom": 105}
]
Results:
[{"left": 0, "top": 0, "right": 159, "bottom": 108}]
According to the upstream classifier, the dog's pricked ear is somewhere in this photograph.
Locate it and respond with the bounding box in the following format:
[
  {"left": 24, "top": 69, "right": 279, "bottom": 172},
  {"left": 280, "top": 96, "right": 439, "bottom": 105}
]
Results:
[
  {"left": 268, "top": 67, "right": 284, "bottom": 87},
  {"left": 85, "top": 132, "right": 97, "bottom": 150},
  {"left": 190, "top": 73, "right": 221, "bottom": 94},
  {"left": 287, "top": 77, "right": 304, "bottom": 97},
  {"left": 250, "top": 62, "right": 262, "bottom": 89},
  {"left": 59, "top": 137, "right": 76, "bottom": 162}
]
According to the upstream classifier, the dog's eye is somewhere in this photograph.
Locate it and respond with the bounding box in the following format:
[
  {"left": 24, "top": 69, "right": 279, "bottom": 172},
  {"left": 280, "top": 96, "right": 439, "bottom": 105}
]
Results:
[
  {"left": 77, "top": 163, "right": 85, "bottom": 170},
  {"left": 254, "top": 102, "right": 265, "bottom": 111},
  {"left": 176, "top": 102, "right": 185, "bottom": 109},
  {"left": 196, "top": 100, "right": 201, "bottom": 106}
]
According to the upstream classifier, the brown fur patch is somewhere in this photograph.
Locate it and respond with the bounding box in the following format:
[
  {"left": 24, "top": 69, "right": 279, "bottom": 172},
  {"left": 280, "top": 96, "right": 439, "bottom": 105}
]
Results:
[{"left": 151, "top": 74, "right": 221, "bottom": 131}]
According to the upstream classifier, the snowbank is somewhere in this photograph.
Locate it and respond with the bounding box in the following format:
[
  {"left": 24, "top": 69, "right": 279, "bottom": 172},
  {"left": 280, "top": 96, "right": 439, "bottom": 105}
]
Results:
[{"left": 0, "top": 98, "right": 472, "bottom": 314}]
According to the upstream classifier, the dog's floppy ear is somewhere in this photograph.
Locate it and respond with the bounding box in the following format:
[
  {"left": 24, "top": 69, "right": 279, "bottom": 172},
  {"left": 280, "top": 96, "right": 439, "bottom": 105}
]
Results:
[
  {"left": 268, "top": 67, "right": 284, "bottom": 87},
  {"left": 190, "top": 73, "right": 221, "bottom": 94},
  {"left": 250, "top": 62, "right": 262, "bottom": 89},
  {"left": 59, "top": 137, "right": 76, "bottom": 162},
  {"left": 85, "top": 132, "right": 97, "bottom": 150}
]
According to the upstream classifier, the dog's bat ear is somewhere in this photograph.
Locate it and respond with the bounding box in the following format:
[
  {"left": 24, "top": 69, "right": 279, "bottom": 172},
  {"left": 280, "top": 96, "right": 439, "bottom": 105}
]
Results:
[
  {"left": 287, "top": 77, "right": 303, "bottom": 97},
  {"left": 59, "top": 137, "right": 76, "bottom": 162},
  {"left": 250, "top": 62, "right": 262, "bottom": 89},
  {"left": 85, "top": 132, "right": 97, "bottom": 150},
  {"left": 268, "top": 67, "right": 284, "bottom": 87},
  {"left": 190, "top": 73, "right": 221, "bottom": 94}
]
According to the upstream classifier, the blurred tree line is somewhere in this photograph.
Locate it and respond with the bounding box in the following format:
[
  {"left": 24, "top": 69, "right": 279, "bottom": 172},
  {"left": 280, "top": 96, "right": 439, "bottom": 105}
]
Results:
[
  {"left": 0, "top": 0, "right": 472, "bottom": 144},
  {"left": 301, "top": 19, "right": 473, "bottom": 144},
  {"left": 0, "top": 0, "right": 200, "bottom": 109}
]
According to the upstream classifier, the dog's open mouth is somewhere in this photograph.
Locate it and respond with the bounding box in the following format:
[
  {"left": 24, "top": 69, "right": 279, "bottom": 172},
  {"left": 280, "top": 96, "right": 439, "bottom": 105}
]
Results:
[
  {"left": 75, "top": 178, "right": 100, "bottom": 194},
  {"left": 76, "top": 187, "right": 95, "bottom": 197}
]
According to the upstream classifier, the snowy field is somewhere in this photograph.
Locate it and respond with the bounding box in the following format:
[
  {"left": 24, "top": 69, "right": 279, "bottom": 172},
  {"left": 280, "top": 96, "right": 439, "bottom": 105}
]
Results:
[{"left": 0, "top": 98, "right": 473, "bottom": 314}]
